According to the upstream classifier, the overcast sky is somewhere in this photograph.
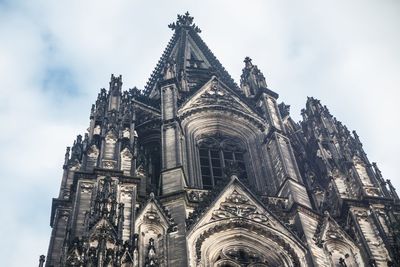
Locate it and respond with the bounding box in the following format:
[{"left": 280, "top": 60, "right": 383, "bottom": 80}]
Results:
[{"left": 0, "top": 0, "right": 399, "bottom": 265}]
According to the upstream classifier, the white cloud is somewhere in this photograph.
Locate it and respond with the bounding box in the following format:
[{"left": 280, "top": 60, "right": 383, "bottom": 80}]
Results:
[{"left": 0, "top": 1, "right": 399, "bottom": 265}]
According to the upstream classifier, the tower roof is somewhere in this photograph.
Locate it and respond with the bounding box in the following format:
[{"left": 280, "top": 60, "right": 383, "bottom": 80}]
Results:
[{"left": 144, "top": 12, "right": 239, "bottom": 97}]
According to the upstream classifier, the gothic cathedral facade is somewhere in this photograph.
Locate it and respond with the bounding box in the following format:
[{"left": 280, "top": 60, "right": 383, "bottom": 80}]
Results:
[{"left": 44, "top": 13, "right": 400, "bottom": 267}]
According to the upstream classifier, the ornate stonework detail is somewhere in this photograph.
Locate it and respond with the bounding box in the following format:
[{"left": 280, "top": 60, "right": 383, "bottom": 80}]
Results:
[
  {"left": 168, "top": 11, "right": 201, "bottom": 33},
  {"left": 120, "top": 185, "right": 134, "bottom": 198},
  {"left": 87, "top": 144, "right": 99, "bottom": 157},
  {"left": 59, "top": 210, "right": 70, "bottom": 222},
  {"left": 44, "top": 14, "right": 400, "bottom": 267},
  {"left": 190, "top": 82, "right": 244, "bottom": 112},
  {"left": 211, "top": 190, "right": 269, "bottom": 222},
  {"left": 80, "top": 182, "right": 94, "bottom": 194},
  {"left": 186, "top": 189, "right": 209, "bottom": 202},
  {"left": 144, "top": 208, "right": 161, "bottom": 224},
  {"left": 191, "top": 220, "right": 304, "bottom": 267},
  {"left": 102, "top": 159, "right": 117, "bottom": 169}
]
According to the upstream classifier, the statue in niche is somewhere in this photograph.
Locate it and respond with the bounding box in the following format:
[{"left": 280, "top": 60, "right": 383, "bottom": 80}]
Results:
[
  {"left": 179, "top": 69, "right": 189, "bottom": 91},
  {"left": 163, "top": 59, "right": 176, "bottom": 80},
  {"left": 145, "top": 238, "right": 158, "bottom": 266}
]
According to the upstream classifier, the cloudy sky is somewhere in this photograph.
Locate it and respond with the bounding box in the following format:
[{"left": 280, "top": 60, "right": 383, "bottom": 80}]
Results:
[{"left": 0, "top": 0, "right": 399, "bottom": 265}]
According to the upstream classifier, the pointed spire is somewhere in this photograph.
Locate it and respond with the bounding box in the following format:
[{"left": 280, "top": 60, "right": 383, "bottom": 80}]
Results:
[{"left": 144, "top": 12, "right": 238, "bottom": 97}]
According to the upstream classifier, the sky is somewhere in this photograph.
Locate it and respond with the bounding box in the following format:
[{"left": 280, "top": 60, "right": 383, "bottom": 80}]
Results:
[{"left": 0, "top": 0, "right": 399, "bottom": 265}]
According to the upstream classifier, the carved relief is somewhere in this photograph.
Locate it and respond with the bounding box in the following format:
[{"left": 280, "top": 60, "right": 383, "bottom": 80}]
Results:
[
  {"left": 351, "top": 207, "right": 391, "bottom": 263},
  {"left": 187, "top": 79, "right": 251, "bottom": 115},
  {"left": 59, "top": 210, "right": 70, "bottom": 222},
  {"left": 104, "top": 131, "right": 118, "bottom": 160},
  {"left": 120, "top": 185, "right": 134, "bottom": 198},
  {"left": 187, "top": 189, "right": 209, "bottom": 202},
  {"left": 211, "top": 190, "right": 269, "bottom": 222},
  {"left": 120, "top": 148, "right": 133, "bottom": 174},
  {"left": 102, "top": 160, "right": 117, "bottom": 169},
  {"left": 144, "top": 208, "right": 161, "bottom": 224},
  {"left": 81, "top": 182, "right": 94, "bottom": 194}
]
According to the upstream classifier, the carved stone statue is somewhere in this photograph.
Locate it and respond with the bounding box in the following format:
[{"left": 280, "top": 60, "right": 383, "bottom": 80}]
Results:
[{"left": 163, "top": 59, "right": 176, "bottom": 80}]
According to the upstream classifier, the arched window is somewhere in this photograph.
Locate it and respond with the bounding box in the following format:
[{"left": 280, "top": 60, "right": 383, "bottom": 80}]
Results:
[{"left": 198, "top": 136, "right": 247, "bottom": 189}]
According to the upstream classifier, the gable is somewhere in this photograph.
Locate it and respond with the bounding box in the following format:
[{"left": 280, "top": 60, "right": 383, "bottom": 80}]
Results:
[
  {"left": 178, "top": 76, "right": 265, "bottom": 122},
  {"left": 88, "top": 218, "right": 118, "bottom": 242},
  {"left": 135, "top": 198, "right": 171, "bottom": 230},
  {"left": 317, "top": 213, "right": 359, "bottom": 248},
  {"left": 187, "top": 178, "right": 294, "bottom": 238}
]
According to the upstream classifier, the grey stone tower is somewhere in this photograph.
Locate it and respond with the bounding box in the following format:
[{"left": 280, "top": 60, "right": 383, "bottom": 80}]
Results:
[{"left": 44, "top": 12, "right": 400, "bottom": 267}]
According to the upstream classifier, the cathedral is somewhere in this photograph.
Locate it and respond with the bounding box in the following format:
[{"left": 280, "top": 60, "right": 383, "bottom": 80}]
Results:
[{"left": 43, "top": 13, "right": 400, "bottom": 267}]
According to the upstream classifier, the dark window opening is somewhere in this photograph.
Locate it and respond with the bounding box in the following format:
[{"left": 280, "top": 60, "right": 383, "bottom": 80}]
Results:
[{"left": 198, "top": 137, "right": 247, "bottom": 189}]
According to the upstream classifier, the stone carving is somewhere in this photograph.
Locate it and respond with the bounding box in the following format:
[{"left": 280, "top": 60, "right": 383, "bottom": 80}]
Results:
[
  {"left": 144, "top": 208, "right": 161, "bottom": 223},
  {"left": 188, "top": 80, "right": 248, "bottom": 115},
  {"left": 144, "top": 238, "right": 158, "bottom": 266},
  {"left": 163, "top": 59, "right": 176, "bottom": 80},
  {"left": 122, "top": 127, "right": 130, "bottom": 139},
  {"left": 211, "top": 190, "right": 268, "bottom": 222},
  {"left": 59, "top": 210, "right": 70, "bottom": 222},
  {"left": 93, "top": 124, "right": 101, "bottom": 135},
  {"left": 44, "top": 14, "right": 400, "bottom": 267},
  {"left": 187, "top": 190, "right": 208, "bottom": 202},
  {"left": 168, "top": 11, "right": 201, "bottom": 33},
  {"left": 102, "top": 160, "right": 116, "bottom": 169},
  {"left": 240, "top": 57, "right": 267, "bottom": 96},
  {"left": 81, "top": 182, "right": 94, "bottom": 194}
]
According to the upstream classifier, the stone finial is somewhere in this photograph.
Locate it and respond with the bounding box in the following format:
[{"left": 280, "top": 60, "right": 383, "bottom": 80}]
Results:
[
  {"left": 244, "top": 56, "right": 253, "bottom": 68},
  {"left": 38, "top": 255, "right": 45, "bottom": 267},
  {"left": 168, "top": 12, "right": 201, "bottom": 33}
]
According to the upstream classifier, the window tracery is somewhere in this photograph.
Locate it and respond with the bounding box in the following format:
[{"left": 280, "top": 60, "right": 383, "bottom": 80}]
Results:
[{"left": 198, "top": 136, "right": 247, "bottom": 189}]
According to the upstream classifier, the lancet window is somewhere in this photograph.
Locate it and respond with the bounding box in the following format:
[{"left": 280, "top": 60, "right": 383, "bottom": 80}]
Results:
[{"left": 198, "top": 136, "right": 247, "bottom": 189}]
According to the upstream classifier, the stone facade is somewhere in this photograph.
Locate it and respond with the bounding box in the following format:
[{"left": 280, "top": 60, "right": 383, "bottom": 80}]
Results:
[{"left": 43, "top": 13, "right": 400, "bottom": 267}]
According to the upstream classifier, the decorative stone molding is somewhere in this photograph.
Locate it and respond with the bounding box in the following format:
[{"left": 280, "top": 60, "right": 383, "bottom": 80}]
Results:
[
  {"left": 211, "top": 190, "right": 268, "bottom": 222},
  {"left": 81, "top": 183, "right": 94, "bottom": 194}
]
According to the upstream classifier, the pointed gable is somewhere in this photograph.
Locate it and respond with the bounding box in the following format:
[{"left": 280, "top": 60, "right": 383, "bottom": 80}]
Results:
[
  {"left": 315, "top": 212, "right": 359, "bottom": 248},
  {"left": 179, "top": 76, "right": 266, "bottom": 126},
  {"left": 135, "top": 195, "right": 173, "bottom": 231},
  {"left": 187, "top": 178, "right": 295, "bottom": 238},
  {"left": 186, "top": 178, "right": 309, "bottom": 266},
  {"left": 313, "top": 212, "right": 365, "bottom": 266},
  {"left": 88, "top": 218, "right": 119, "bottom": 242}
]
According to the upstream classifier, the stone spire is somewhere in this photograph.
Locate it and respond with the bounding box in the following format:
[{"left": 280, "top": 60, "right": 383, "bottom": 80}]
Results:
[{"left": 144, "top": 12, "right": 238, "bottom": 97}]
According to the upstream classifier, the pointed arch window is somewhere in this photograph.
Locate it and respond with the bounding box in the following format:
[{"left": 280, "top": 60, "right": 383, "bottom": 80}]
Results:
[{"left": 198, "top": 136, "right": 247, "bottom": 189}]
